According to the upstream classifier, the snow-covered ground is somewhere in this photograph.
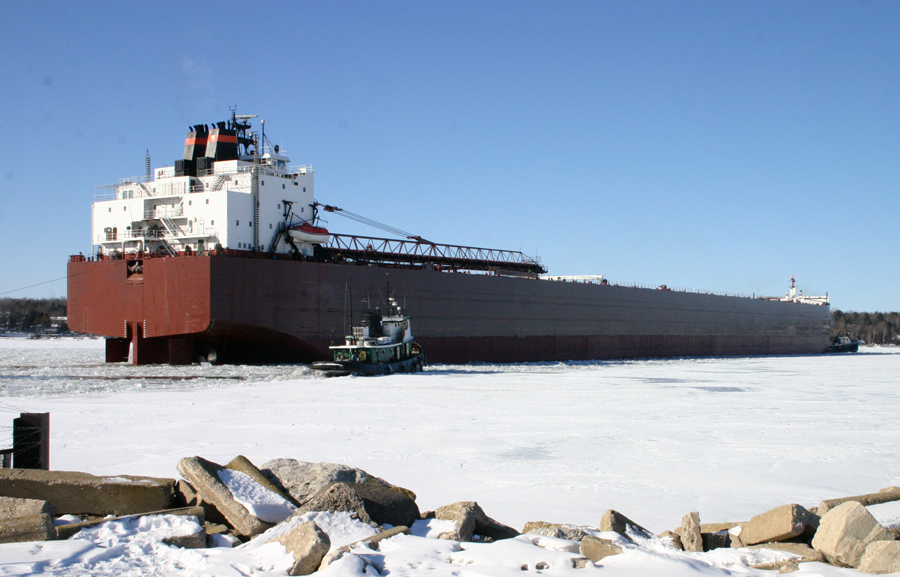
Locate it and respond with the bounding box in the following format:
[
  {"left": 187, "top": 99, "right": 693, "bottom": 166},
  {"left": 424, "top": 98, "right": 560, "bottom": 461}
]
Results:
[{"left": 0, "top": 338, "right": 898, "bottom": 575}]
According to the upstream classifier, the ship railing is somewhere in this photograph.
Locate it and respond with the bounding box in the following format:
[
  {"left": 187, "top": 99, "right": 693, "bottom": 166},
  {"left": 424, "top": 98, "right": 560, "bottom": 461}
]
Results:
[
  {"left": 117, "top": 175, "right": 152, "bottom": 185},
  {"left": 93, "top": 185, "right": 118, "bottom": 201},
  {"left": 143, "top": 206, "right": 184, "bottom": 220},
  {"left": 325, "top": 234, "right": 547, "bottom": 274},
  {"left": 96, "top": 227, "right": 218, "bottom": 243}
]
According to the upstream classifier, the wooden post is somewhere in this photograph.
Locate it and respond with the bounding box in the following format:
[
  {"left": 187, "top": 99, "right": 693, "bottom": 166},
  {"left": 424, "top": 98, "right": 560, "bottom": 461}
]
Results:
[{"left": 12, "top": 412, "right": 49, "bottom": 470}]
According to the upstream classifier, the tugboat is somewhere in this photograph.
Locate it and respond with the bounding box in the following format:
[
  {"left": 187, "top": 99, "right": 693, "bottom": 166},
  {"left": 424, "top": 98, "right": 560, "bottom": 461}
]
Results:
[
  {"left": 825, "top": 336, "right": 859, "bottom": 353},
  {"left": 311, "top": 290, "right": 426, "bottom": 376}
]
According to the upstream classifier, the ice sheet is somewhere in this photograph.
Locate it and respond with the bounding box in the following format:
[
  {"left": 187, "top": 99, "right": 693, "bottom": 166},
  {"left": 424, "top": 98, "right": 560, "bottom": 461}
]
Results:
[{"left": 0, "top": 341, "right": 897, "bottom": 575}]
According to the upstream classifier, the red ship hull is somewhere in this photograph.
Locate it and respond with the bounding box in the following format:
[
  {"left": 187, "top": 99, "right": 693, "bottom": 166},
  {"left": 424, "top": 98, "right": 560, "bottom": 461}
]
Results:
[{"left": 68, "top": 254, "right": 832, "bottom": 365}]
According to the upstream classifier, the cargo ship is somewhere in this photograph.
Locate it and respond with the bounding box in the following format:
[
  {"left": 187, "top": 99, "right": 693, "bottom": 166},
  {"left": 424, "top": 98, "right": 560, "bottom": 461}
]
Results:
[{"left": 67, "top": 112, "right": 832, "bottom": 365}]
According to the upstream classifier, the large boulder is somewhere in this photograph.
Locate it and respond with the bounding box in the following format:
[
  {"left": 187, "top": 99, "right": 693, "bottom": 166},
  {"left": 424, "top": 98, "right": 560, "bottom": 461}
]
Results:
[
  {"left": 522, "top": 521, "right": 589, "bottom": 542},
  {"left": 679, "top": 512, "right": 703, "bottom": 552},
  {"left": 0, "top": 469, "right": 174, "bottom": 517},
  {"left": 0, "top": 496, "right": 57, "bottom": 543},
  {"left": 811, "top": 501, "right": 892, "bottom": 567},
  {"left": 579, "top": 534, "right": 625, "bottom": 562},
  {"left": 858, "top": 540, "right": 900, "bottom": 574},
  {"left": 271, "top": 521, "right": 331, "bottom": 576},
  {"left": 261, "top": 459, "right": 415, "bottom": 504},
  {"left": 293, "top": 482, "right": 419, "bottom": 528},
  {"left": 740, "top": 504, "right": 818, "bottom": 546},
  {"left": 657, "top": 530, "right": 683, "bottom": 550},
  {"left": 819, "top": 487, "right": 900, "bottom": 515},
  {"left": 227, "top": 456, "right": 297, "bottom": 506},
  {"left": 174, "top": 479, "right": 229, "bottom": 526},
  {"left": 599, "top": 510, "right": 652, "bottom": 541},
  {"left": 177, "top": 456, "right": 272, "bottom": 537},
  {"left": 434, "top": 501, "right": 519, "bottom": 542}
]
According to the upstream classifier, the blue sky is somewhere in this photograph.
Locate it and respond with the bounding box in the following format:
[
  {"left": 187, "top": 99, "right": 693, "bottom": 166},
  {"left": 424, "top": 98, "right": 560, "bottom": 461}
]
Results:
[{"left": 1, "top": 1, "right": 897, "bottom": 311}]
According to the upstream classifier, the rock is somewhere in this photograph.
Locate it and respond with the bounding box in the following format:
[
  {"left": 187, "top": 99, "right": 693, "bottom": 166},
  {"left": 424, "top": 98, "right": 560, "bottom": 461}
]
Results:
[
  {"left": 819, "top": 487, "right": 900, "bottom": 515},
  {"left": 572, "top": 557, "right": 592, "bottom": 569},
  {"left": 174, "top": 479, "right": 229, "bottom": 526},
  {"left": 177, "top": 456, "right": 272, "bottom": 537},
  {"left": 227, "top": 455, "right": 297, "bottom": 506},
  {"left": 293, "top": 482, "right": 419, "bottom": 528},
  {"left": 702, "top": 531, "right": 733, "bottom": 551},
  {"left": 700, "top": 522, "right": 744, "bottom": 533},
  {"left": 523, "top": 521, "right": 589, "bottom": 541},
  {"left": 0, "top": 496, "right": 57, "bottom": 543},
  {"left": 319, "top": 526, "right": 410, "bottom": 570},
  {"left": 750, "top": 560, "right": 800, "bottom": 573},
  {"left": 680, "top": 512, "right": 703, "bottom": 552},
  {"left": 272, "top": 521, "right": 331, "bottom": 576},
  {"left": 434, "top": 501, "right": 519, "bottom": 542},
  {"left": 261, "top": 459, "right": 416, "bottom": 505},
  {"left": 163, "top": 524, "right": 207, "bottom": 549},
  {"left": 0, "top": 468, "right": 174, "bottom": 517},
  {"left": 811, "top": 501, "right": 892, "bottom": 567},
  {"left": 56, "top": 505, "right": 206, "bottom": 539},
  {"left": 657, "top": 530, "right": 683, "bottom": 550},
  {"left": 747, "top": 542, "right": 825, "bottom": 565},
  {"left": 579, "top": 534, "right": 625, "bottom": 562},
  {"left": 858, "top": 540, "right": 900, "bottom": 574},
  {"left": 740, "top": 504, "right": 819, "bottom": 546},
  {"left": 599, "top": 510, "right": 652, "bottom": 541}
]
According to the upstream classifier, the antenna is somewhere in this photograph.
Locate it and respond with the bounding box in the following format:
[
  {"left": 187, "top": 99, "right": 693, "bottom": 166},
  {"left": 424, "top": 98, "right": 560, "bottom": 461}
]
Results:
[{"left": 145, "top": 150, "right": 151, "bottom": 182}]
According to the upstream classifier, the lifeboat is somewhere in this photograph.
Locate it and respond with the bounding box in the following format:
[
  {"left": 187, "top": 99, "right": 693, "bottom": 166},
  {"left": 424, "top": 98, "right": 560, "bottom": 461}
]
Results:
[{"left": 288, "top": 222, "right": 331, "bottom": 244}]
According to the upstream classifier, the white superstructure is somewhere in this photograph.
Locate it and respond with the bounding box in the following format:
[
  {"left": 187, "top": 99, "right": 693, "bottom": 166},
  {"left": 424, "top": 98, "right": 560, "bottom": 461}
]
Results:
[{"left": 91, "top": 114, "right": 318, "bottom": 259}]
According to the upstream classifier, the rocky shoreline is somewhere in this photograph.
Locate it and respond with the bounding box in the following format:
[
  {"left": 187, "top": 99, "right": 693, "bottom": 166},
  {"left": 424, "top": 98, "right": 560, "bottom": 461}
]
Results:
[{"left": 2, "top": 458, "right": 900, "bottom": 574}]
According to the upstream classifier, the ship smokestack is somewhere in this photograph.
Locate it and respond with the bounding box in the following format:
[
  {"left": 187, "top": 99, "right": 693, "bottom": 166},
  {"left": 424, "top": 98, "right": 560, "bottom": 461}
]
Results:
[
  {"left": 205, "top": 121, "right": 239, "bottom": 162},
  {"left": 183, "top": 124, "right": 208, "bottom": 161}
]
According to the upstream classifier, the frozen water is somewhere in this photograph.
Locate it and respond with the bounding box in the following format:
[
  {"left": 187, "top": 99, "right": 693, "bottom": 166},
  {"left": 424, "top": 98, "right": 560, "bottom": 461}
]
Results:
[
  {"left": 0, "top": 337, "right": 314, "bottom": 396},
  {"left": 0, "top": 338, "right": 896, "bottom": 575}
]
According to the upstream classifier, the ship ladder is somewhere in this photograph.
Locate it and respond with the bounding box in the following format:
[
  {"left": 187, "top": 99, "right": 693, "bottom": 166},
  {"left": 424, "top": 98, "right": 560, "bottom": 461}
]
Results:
[{"left": 209, "top": 174, "right": 226, "bottom": 191}]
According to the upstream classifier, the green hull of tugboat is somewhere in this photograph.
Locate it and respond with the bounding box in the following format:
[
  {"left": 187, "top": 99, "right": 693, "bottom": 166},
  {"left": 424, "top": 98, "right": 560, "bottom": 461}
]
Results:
[
  {"left": 312, "top": 353, "right": 426, "bottom": 377},
  {"left": 825, "top": 337, "right": 859, "bottom": 353},
  {"left": 311, "top": 289, "right": 427, "bottom": 376}
]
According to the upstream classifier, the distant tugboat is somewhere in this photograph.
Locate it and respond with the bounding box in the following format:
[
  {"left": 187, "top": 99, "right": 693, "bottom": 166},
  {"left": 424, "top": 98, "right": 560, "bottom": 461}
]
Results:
[
  {"left": 311, "top": 289, "right": 426, "bottom": 376},
  {"left": 825, "top": 336, "right": 859, "bottom": 353}
]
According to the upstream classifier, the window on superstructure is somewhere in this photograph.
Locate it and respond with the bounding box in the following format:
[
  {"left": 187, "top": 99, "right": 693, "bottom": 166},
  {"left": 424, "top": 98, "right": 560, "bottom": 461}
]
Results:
[
  {"left": 205, "top": 199, "right": 209, "bottom": 204},
  {"left": 236, "top": 220, "right": 240, "bottom": 226}
]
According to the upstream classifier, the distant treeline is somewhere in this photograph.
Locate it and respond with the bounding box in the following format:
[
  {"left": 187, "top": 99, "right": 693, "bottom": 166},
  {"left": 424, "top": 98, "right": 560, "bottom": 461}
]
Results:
[
  {"left": 0, "top": 297, "right": 68, "bottom": 332},
  {"left": 832, "top": 310, "right": 900, "bottom": 345}
]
